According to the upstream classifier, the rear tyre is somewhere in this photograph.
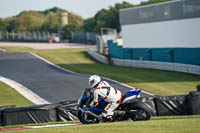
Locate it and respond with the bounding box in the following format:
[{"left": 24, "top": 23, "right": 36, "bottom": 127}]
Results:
[{"left": 129, "top": 103, "right": 151, "bottom": 121}]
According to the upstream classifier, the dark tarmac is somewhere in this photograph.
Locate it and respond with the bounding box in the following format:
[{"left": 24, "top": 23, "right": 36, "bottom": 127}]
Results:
[{"left": 0, "top": 52, "right": 150, "bottom": 103}]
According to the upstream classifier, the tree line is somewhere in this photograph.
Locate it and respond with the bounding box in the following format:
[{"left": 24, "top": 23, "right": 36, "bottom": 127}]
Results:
[{"left": 0, "top": 0, "right": 170, "bottom": 39}]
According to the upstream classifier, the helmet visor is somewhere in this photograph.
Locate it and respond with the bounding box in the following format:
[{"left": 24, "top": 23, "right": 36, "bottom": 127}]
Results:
[{"left": 89, "top": 79, "right": 95, "bottom": 87}]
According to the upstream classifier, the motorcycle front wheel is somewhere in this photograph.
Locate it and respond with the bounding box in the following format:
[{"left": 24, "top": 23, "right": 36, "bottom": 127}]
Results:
[{"left": 77, "top": 110, "right": 100, "bottom": 124}]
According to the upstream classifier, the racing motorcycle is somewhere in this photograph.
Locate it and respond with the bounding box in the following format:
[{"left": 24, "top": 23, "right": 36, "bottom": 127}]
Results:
[{"left": 77, "top": 88, "right": 151, "bottom": 124}]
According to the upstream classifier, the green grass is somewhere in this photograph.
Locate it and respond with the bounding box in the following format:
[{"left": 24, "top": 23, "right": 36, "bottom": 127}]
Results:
[
  {"left": 4, "top": 116, "right": 200, "bottom": 133},
  {"left": 0, "top": 82, "right": 33, "bottom": 107},
  {"left": 0, "top": 46, "right": 34, "bottom": 52},
  {"left": 1, "top": 46, "right": 200, "bottom": 95}
]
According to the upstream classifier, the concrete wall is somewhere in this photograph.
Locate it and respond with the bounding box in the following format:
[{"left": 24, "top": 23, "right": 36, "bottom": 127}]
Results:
[
  {"left": 121, "top": 18, "right": 200, "bottom": 48},
  {"left": 112, "top": 58, "right": 200, "bottom": 75}
]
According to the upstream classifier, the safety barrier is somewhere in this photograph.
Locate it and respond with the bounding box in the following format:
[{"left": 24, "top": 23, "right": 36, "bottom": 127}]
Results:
[
  {"left": 87, "top": 47, "right": 108, "bottom": 64},
  {"left": 1, "top": 90, "right": 200, "bottom": 126},
  {"left": 0, "top": 101, "right": 78, "bottom": 126}
]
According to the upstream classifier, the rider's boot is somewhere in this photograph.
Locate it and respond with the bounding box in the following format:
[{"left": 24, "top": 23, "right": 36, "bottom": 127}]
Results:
[
  {"left": 98, "top": 114, "right": 112, "bottom": 122},
  {"left": 98, "top": 114, "right": 103, "bottom": 122}
]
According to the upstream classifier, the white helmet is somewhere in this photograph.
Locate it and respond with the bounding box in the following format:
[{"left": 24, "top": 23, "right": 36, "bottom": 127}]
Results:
[{"left": 88, "top": 75, "right": 101, "bottom": 88}]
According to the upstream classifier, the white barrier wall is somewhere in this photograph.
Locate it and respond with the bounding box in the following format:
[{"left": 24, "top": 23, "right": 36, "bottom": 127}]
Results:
[
  {"left": 121, "top": 18, "right": 200, "bottom": 48},
  {"left": 87, "top": 47, "right": 108, "bottom": 64},
  {"left": 87, "top": 47, "right": 200, "bottom": 75}
]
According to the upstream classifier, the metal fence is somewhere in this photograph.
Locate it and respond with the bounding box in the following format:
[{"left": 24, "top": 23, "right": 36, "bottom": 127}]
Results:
[
  {"left": 0, "top": 31, "right": 100, "bottom": 44},
  {"left": 71, "top": 32, "right": 100, "bottom": 44},
  {"left": 0, "top": 31, "right": 59, "bottom": 42}
]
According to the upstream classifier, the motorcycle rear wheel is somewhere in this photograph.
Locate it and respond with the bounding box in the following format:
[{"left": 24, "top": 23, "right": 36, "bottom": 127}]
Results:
[{"left": 129, "top": 103, "right": 151, "bottom": 121}]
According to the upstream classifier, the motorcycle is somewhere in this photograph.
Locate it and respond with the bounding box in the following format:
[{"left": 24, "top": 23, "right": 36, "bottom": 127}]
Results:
[{"left": 77, "top": 88, "right": 151, "bottom": 124}]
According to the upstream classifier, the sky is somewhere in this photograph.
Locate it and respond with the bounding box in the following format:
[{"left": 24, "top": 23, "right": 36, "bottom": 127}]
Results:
[{"left": 0, "top": 0, "right": 148, "bottom": 19}]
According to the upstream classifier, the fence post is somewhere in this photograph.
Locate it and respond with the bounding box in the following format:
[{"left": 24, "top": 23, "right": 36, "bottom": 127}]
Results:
[
  {"left": 17, "top": 32, "right": 20, "bottom": 40},
  {"left": 32, "top": 31, "right": 36, "bottom": 40},
  {"left": 5, "top": 31, "right": 8, "bottom": 40},
  {"left": 12, "top": 31, "right": 15, "bottom": 40},
  {"left": 71, "top": 31, "right": 74, "bottom": 41},
  {"left": 42, "top": 31, "right": 45, "bottom": 40},
  {"left": 86, "top": 32, "right": 89, "bottom": 43},
  {"left": 23, "top": 32, "right": 26, "bottom": 40},
  {"left": 0, "top": 31, "right": 2, "bottom": 40}
]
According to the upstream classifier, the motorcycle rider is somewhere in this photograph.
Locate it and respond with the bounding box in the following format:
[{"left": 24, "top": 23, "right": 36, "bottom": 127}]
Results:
[{"left": 88, "top": 75, "right": 123, "bottom": 120}]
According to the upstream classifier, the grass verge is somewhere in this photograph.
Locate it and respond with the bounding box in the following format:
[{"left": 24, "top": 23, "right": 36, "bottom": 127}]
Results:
[
  {"left": 0, "top": 82, "right": 33, "bottom": 107},
  {"left": 2, "top": 115, "right": 200, "bottom": 133}
]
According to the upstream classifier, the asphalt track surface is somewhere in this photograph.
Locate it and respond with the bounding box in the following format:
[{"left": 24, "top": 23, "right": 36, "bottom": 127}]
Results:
[{"left": 0, "top": 51, "right": 150, "bottom": 103}]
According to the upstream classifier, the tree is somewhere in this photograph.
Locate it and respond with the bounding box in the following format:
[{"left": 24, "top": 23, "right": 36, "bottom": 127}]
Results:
[
  {"left": 0, "top": 18, "right": 6, "bottom": 31},
  {"left": 68, "top": 13, "right": 83, "bottom": 26},
  {"left": 41, "top": 7, "right": 64, "bottom": 15},
  {"left": 82, "top": 17, "right": 96, "bottom": 32},
  {"left": 4, "top": 17, "right": 17, "bottom": 32},
  {"left": 15, "top": 11, "right": 45, "bottom": 32},
  {"left": 1, "top": 7, "right": 83, "bottom": 33},
  {"left": 139, "top": 0, "right": 170, "bottom": 6},
  {"left": 42, "top": 11, "right": 60, "bottom": 33}
]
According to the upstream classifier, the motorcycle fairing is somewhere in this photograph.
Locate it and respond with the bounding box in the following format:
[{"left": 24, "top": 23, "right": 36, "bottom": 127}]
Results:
[{"left": 122, "top": 89, "right": 141, "bottom": 103}]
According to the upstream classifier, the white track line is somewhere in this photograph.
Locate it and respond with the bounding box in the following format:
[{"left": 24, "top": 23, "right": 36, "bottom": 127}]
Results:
[
  {"left": 0, "top": 48, "right": 6, "bottom": 52},
  {"left": 30, "top": 52, "right": 77, "bottom": 74},
  {"left": 0, "top": 76, "right": 50, "bottom": 105},
  {"left": 25, "top": 123, "right": 79, "bottom": 129}
]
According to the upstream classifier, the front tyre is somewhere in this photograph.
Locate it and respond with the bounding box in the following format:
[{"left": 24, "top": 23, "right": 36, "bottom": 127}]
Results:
[
  {"left": 78, "top": 110, "right": 99, "bottom": 124},
  {"left": 129, "top": 103, "right": 151, "bottom": 121}
]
